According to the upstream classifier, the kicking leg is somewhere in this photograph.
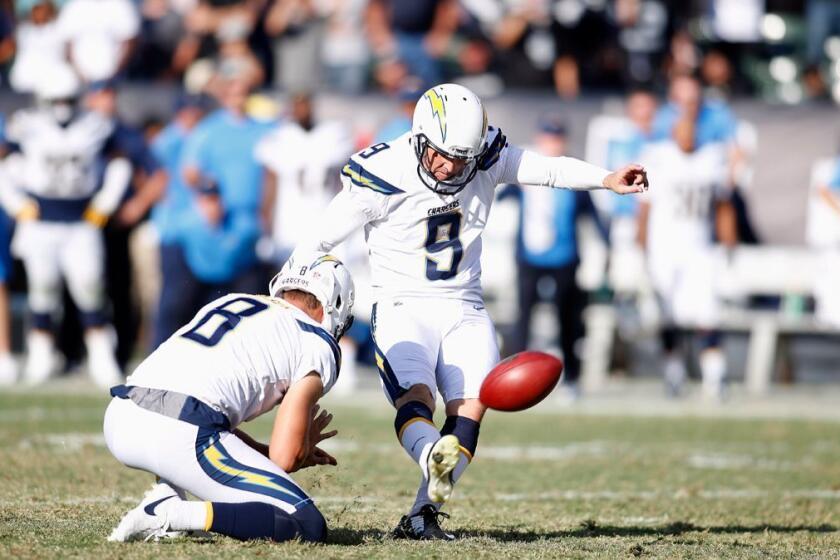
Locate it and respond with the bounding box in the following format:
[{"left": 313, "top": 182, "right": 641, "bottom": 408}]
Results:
[{"left": 395, "top": 302, "right": 496, "bottom": 540}]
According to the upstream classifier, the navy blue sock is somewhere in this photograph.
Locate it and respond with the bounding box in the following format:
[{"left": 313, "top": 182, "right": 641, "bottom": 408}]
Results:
[
  {"left": 79, "top": 309, "right": 107, "bottom": 329},
  {"left": 210, "top": 502, "right": 319, "bottom": 543},
  {"left": 441, "top": 415, "right": 481, "bottom": 457},
  {"left": 31, "top": 312, "right": 53, "bottom": 331}
]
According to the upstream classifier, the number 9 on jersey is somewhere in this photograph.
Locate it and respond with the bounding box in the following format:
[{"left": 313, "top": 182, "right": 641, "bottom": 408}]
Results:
[{"left": 424, "top": 212, "right": 463, "bottom": 281}]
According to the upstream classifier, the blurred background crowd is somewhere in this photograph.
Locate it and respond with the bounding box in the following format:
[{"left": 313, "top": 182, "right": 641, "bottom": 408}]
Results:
[
  {"left": 0, "top": 0, "right": 838, "bottom": 402},
  {"left": 4, "top": 0, "right": 840, "bottom": 102}
]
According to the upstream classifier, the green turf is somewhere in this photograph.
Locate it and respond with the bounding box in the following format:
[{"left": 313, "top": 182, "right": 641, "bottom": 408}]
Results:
[{"left": 1, "top": 391, "right": 839, "bottom": 559}]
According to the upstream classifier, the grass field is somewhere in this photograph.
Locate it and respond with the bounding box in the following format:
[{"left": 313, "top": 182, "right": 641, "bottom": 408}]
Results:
[{"left": 1, "top": 386, "right": 839, "bottom": 559}]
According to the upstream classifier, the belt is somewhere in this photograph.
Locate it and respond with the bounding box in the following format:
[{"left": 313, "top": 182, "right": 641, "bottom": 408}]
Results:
[
  {"left": 110, "top": 384, "right": 231, "bottom": 431},
  {"left": 28, "top": 194, "right": 92, "bottom": 222}
]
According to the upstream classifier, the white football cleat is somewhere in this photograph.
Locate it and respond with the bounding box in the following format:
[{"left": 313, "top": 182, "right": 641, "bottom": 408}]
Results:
[
  {"left": 0, "top": 353, "right": 18, "bottom": 386},
  {"left": 85, "top": 329, "right": 122, "bottom": 389},
  {"left": 700, "top": 349, "right": 727, "bottom": 403},
  {"left": 24, "top": 331, "right": 58, "bottom": 385},
  {"left": 108, "top": 482, "right": 181, "bottom": 542},
  {"left": 426, "top": 434, "right": 461, "bottom": 504}
]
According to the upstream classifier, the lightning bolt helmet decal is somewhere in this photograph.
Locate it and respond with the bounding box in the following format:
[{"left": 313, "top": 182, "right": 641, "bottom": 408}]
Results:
[{"left": 424, "top": 88, "right": 447, "bottom": 142}]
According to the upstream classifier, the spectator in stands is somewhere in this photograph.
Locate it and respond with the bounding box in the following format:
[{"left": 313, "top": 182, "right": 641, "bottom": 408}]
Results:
[
  {"left": 804, "top": 0, "right": 840, "bottom": 96},
  {"left": 549, "top": 0, "right": 615, "bottom": 97},
  {"left": 0, "top": 1, "right": 13, "bottom": 80},
  {"left": 366, "top": 0, "right": 458, "bottom": 88},
  {"left": 149, "top": 93, "right": 211, "bottom": 348},
  {"left": 664, "top": 29, "right": 701, "bottom": 79},
  {"left": 217, "top": 15, "right": 264, "bottom": 88},
  {"left": 176, "top": 68, "right": 274, "bottom": 317},
  {"left": 173, "top": 0, "right": 260, "bottom": 78},
  {"left": 265, "top": 0, "right": 323, "bottom": 92},
  {"left": 508, "top": 116, "right": 607, "bottom": 402},
  {"left": 477, "top": 2, "right": 552, "bottom": 90},
  {"left": 637, "top": 116, "right": 737, "bottom": 400},
  {"left": 58, "top": 0, "right": 140, "bottom": 82},
  {"left": 322, "top": 0, "right": 371, "bottom": 94},
  {"left": 9, "top": 1, "right": 64, "bottom": 93},
  {"left": 134, "top": 0, "right": 190, "bottom": 80},
  {"left": 613, "top": 0, "right": 670, "bottom": 89}
]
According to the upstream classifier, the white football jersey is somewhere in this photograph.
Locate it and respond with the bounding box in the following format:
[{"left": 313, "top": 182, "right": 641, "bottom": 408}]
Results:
[
  {"left": 331, "top": 129, "right": 511, "bottom": 303},
  {"left": 4, "top": 108, "right": 113, "bottom": 199},
  {"left": 304, "top": 128, "right": 611, "bottom": 303},
  {"left": 640, "top": 140, "right": 728, "bottom": 254},
  {"left": 126, "top": 294, "right": 340, "bottom": 429}
]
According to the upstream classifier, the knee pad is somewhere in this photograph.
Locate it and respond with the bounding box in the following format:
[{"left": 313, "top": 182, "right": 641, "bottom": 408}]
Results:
[
  {"left": 394, "top": 400, "right": 434, "bottom": 437},
  {"left": 291, "top": 502, "right": 327, "bottom": 543}
]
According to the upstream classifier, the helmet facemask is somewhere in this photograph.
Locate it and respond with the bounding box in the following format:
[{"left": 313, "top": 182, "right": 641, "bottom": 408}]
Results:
[{"left": 413, "top": 133, "right": 482, "bottom": 196}]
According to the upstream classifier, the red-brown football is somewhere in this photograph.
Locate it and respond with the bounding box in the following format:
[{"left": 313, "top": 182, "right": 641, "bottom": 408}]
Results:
[{"left": 480, "top": 351, "right": 564, "bottom": 412}]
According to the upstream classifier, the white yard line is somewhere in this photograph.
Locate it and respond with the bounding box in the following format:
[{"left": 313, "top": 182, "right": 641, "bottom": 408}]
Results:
[
  {"left": 494, "top": 489, "right": 840, "bottom": 501},
  {"left": 18, "top": 433, "right": 107, "bottom": 452},
  {"left": 686, "top": 453, "right": 808, "bottom": 471}
]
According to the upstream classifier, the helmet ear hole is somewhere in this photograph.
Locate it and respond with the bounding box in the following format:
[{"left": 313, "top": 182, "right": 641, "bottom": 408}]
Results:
[{"left": 336, "top": 294, "right": 342, "bottom": 309}]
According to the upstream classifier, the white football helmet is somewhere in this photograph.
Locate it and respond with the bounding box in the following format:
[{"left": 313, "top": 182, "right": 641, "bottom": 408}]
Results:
[
  {"left": 269, "top": 251, "right": 355, "bottom": 340},
  {"left": 34, "top": 64, "right": 81, "bottom": 125},
  {"left": 411, "top": 83, "right": 489, "bottom": 195}
]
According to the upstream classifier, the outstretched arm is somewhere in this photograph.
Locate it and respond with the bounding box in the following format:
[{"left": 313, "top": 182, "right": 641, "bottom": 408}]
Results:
[{"left": 502, "top": 146, "right": 648, "bottom": 194}]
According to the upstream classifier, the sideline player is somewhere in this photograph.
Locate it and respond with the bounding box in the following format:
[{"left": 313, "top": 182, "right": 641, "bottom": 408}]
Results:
[
  {"left": 295, "top": 83, "right": 647, "bottom": 539},
  {"left": 0, "top": 64, "right": 129, "bottom": 387},
  {"left": 637, "top": 117, "right": 736, "bottom": 400},
  {"left": 104, "top": 251, "right": 354, "bottom": 543}
]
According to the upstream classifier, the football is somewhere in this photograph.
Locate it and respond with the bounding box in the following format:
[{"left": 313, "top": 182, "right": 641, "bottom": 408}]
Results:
[{"left": 479, "top": 351, "right": 564, "bottom": 412}]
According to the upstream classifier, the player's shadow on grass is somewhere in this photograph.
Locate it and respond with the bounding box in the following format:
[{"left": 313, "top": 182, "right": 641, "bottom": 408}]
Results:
[
  {"left": 456, "top": 520, "right": 838, "bottom": 542},
  {"left": 328, "top": 527, "right": 389, "bottom": 545}
]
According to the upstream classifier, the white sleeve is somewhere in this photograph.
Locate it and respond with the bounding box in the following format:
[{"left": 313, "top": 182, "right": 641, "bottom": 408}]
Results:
[
  {"left": 498, "top": 143, "right": 611, "bottom": 190},
  {"left": 297, "top": 177, "right": 389, "bottom": 253},
  {"left": 294, "top": 330, "right": 339, "bottom": 393},
  {"left": 4, "top": 111, "right": 28, "bottom": 145},
  {"left": 89, "top": 157, "right": 132, "bottom": 216},
  {"left": 253, "top": 132, "right": 279, "bottom": 171}
]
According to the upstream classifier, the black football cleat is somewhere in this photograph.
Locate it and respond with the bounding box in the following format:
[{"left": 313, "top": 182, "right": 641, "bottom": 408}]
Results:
[{"left": 392, "top": 505, "right": 455, "bottom": 541}]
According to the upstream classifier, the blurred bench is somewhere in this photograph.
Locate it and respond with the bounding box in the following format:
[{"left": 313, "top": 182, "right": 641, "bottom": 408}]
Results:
[{"left": 582, "top": 243, "right": 833, "bottom": 394}]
